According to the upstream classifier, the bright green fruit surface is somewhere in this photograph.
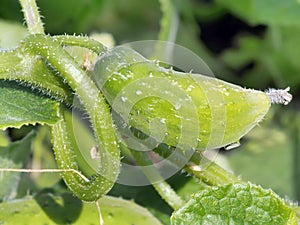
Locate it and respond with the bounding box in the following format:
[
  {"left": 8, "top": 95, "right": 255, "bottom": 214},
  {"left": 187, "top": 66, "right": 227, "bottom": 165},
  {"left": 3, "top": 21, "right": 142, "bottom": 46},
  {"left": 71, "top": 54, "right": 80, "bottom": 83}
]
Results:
[{"left": 94, "top": 46, "right": 270, "bottom": 150}]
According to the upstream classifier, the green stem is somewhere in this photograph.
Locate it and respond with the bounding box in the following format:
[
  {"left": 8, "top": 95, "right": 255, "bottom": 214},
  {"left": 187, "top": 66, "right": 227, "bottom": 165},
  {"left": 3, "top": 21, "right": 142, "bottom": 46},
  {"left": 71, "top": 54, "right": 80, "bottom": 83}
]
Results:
[
  {"left": 53, "top": 35, "right": 107, "bottom": 55},
  {"left": 24, "top": 35, "right": 99, "bottom": 108},
  {"left": 185, "top": 161, "right": 240, "bottom": 186},
  {"left": 158, "top": 0, "right": 179, "bottom": 43},
  {"left": 23, "top": 34, "right": 120, "bottom": 201},
  {"left": 0, "top": 34, "right": 108, "bottom": 104},
  {"left": 19, "top": 0, "right": 44, "bottom": 34},
  {"left": 153, "top": 144, "right": 240, "bottom": 186},
  {"left": 0, "top": 49, "right": 73, "bottom": 104},
  {"left": 51, "top": 107, "right": 115, "bottom": 201},
  {"left": 129, "top": 146, "right": 185, "bottom": 210},
  {"left": 155, "top": 0, "right": 179, "bottom": 61}
]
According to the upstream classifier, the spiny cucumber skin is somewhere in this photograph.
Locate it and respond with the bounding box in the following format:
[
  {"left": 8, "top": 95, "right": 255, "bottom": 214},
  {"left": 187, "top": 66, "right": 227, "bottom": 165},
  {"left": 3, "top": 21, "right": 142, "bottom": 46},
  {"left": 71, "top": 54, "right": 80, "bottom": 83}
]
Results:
[{"left": 94, "top": 47, "right": 271, "bottom": 150}]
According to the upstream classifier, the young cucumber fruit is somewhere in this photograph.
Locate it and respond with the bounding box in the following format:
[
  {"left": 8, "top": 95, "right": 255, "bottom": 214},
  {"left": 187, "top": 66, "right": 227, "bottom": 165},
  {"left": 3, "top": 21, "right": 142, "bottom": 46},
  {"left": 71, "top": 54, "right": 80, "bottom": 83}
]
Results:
[{"left": 93, "top": 46, "right": 271, "bottom": 150}]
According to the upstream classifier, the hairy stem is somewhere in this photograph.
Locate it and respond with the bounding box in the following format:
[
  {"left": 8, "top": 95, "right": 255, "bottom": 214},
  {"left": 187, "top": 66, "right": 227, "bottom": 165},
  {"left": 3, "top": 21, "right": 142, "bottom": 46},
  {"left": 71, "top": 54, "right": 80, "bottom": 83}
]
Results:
[
  {"left": 153, "top": 144, "right": 240, "bottom": 186},
  {"left": 19, "top": 0, "right": 44, "bottom": 34},
  {"left": 53, "top": 35, "right": 107, "bottom": 55},
  {"left": 0, "top": 49, "right": 73, "bottom": 103},
  {"left": 129, "top": 147, "right": 185, "bottom": 210},
  {"left": 51, "top": 107, "right": 114, "bottom": 201},
  {"left": 23, "top": 34, "right": 120, "bottom": 201},
  {"left": 0, "top": 34, "right": 110, "bottom": 104}
]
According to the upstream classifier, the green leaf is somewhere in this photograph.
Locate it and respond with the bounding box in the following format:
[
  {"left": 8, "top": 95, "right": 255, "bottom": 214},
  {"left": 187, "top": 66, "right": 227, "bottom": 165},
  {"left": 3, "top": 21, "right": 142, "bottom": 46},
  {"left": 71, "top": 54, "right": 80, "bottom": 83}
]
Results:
[
  {"left": 215, "top": 0, "right": 300, "bottom": 27},
  {"left": 171, "top": 183, "right": 298, "bottom": 225},
  {"left": 0, "top": 82, "right": 60, "bottom": 130},
  {"left": 0, "top": 131, "right": 35, "bottom": 200},
  {"left": 0, "top": 193, "right": 163, "bottom": 225}
]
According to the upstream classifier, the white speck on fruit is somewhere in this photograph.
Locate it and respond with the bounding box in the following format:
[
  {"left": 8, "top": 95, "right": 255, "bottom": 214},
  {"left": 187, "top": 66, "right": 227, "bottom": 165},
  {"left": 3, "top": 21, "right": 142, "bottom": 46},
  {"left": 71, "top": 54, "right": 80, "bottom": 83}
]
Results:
[
  {"left": 175, "top": 103, "right": 181, "bottom": 110},
  {"left": 126, "top": 70, "right": 133, "bottom": 78},
  {"left": 114, "top": 72, "right": 128, "bottom": 80},
  {"left": 188, "top": 163, "right": 202, "bottom": 171},
  {"left": 90, "top": 146, "right": 100, "bottom": 159},
  {"left": 136, "top": 90, "right": 142, "bottom": 95},
  {"left": 174, "top": 114, "right": 183, "bottom": 119},
  {"left": 160, "top": 118, "right": 166, "bottom": 124},
  {"left": 171, "top": 80, "right": 178, "bottom": 86},
  {"left": 121, "top": 96, "right": 127, "bottom": 102},
  {"left": 186, "top": 85, "right": 195, "bottom": 92}
]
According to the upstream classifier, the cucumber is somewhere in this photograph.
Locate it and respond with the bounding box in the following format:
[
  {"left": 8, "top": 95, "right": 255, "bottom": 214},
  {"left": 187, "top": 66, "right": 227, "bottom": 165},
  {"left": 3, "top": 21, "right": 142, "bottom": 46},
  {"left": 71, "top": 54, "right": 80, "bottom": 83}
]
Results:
[{"left": 94, "top": 46, "right": 271, "bottom": 150}]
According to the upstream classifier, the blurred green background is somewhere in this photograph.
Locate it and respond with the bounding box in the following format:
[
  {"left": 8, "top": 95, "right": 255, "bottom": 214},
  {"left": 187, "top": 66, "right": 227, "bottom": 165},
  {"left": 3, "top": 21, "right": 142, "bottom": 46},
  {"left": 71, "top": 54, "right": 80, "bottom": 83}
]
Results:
[{"left": 0, "top": 0, "right": 299, "bottom": 223}]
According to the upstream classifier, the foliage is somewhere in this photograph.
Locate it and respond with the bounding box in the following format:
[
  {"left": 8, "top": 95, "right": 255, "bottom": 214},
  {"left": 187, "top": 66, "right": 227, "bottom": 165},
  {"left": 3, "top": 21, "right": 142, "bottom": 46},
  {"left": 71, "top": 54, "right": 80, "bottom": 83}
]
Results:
[
  {"left": 0, "top": 193, "right": 162, "bottom": 225},
  {"left": 172, "top": 183, "right": 297, "bottom": 225}
]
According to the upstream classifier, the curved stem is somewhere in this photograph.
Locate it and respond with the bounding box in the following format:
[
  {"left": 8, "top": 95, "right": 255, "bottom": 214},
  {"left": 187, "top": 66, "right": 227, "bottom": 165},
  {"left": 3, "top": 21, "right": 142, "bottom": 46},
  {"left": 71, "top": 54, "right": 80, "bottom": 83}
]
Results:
[
  {"left": 51, "top": 107, "right": 116, "bottom": 201},
  {"left": 0, "top": 49, "right": 73, "bottom": 104},
  {"left": 129, "top": 147, "right": 185, "bottom": 210},
  {"left": 153, "top": 144, "right": 240, "bottom": 186},
  {"left": 23, "top": 34, "right": 120, "bottom": 201},
  {"left": 0, "top": 34, "right": 109, "bottom": 104},
  {"left": 53, "top": 35, "right": 107, "bottom": 55},
  {"left": 19, "top": 0, "right": 44, "bottom": 34}
]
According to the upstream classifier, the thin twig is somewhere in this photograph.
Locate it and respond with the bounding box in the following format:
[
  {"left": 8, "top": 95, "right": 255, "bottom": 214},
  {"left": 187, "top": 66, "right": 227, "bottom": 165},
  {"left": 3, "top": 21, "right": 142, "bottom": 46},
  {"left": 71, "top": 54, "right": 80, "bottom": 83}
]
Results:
[
  {"left": 0, "top": 168, "right": 90, "bottom": 182},
  {"left": 95, "top": 201, "right": 104, "bottom": 225},
  {"left": 19, "top": 0, "right": 44, "bottom": 34}
]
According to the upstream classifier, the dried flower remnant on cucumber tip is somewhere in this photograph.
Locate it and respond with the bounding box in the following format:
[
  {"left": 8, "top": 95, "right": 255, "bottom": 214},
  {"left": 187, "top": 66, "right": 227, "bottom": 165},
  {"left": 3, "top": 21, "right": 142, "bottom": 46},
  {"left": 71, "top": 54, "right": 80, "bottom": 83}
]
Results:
[{"left": 265, "top": 87, "right": 292, "bottom": 105}]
